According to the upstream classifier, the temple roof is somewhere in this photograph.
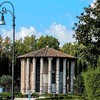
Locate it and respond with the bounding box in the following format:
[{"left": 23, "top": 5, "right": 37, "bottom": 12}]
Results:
[{"left": 18, "top": 47, "right": 76, "bottom": 59}]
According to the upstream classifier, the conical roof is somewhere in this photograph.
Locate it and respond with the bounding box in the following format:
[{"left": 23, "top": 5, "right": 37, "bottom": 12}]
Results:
[{"left": 18, "top": 47, "right": 76, "bottom": 59}]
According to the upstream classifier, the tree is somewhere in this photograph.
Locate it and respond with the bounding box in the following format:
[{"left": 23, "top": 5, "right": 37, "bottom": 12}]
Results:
[
  {"left": 73, "top": 0, "right": 100, "bottom": 67},
  {"left": 0, "top": 75, "right": 12, "bottom": 91},
  {"left": 23, "top": 35, "right": 37, "bottom": 53},
  {"left": 36, "top": 35, "right": 60, "bottom": 49},
  {"left": 3, "top": 37, "right": 12, "bottom": 58},
  {"left": 62, "top": 42, "right": 87, "bottom": 77},
  {"left": 15, "top": 39, "right": 24, "bottom": 56},
  {"left": 15, "top": 35, "right": 37, "bottom": 56},
  {"left": 0, "top": 36, "right": 12, "bottom": 76},
  {"left": 61, "top": 42, "right": 78, "bottom": 56}
]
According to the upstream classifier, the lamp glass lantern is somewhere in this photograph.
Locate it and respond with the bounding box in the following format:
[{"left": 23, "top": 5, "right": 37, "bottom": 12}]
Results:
[{"left": 0, "top": 14, "right": 6, "bottom": 25}]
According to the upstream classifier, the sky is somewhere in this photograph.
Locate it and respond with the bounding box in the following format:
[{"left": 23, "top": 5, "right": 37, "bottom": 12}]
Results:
[{"left": 0, "top": 0, "right": 94, "bottom": 46}]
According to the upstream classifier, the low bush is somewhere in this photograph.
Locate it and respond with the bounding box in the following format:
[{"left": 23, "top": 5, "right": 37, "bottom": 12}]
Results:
[
  {"left": 82, "top": 67, "right": 100, "bottom": 100},
  {"left": 42, "top": 93, "right": 53, "bottom": 98},
  {"left": 1, "top": 92, "right": 12, "bottom": 99},
  {"left": 22, "top": 94, "right": 28, "bottom": 98},
  {"left": 0, "top": 92, "right": 29, "bottom": 98},
  {"left": 31, "top": 93, "right": 39, "bottom": 98},
  {"left": 14, "top": 92, "right": 39, "bottom": 98},
  {"left": 36, "top": 93, "right": 84, "bottom": 100},
  {"left": 14, "top": 92, "right": 23, "bottom": 98}
]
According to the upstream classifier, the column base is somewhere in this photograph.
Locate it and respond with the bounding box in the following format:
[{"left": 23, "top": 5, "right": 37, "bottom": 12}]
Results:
[
  {"left": 26, "top": 87, "right": 29, "bottom": 94},
  {"left": 56, "top": 90, "right": 59, "bottom": 94},
  {"left": 48, "top": 87, "right": 52, "bottom": 93},
  {"left": 63, "top": 87, "right": 66, "bottom": 94},
  {"left": 32, "top": 89, "right": 36, "bottom": 93}
]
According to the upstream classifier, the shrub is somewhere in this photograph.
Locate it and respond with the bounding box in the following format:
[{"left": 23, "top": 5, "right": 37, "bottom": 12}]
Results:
[
  {"left": 1, "top": 92, "right": 12, "bottom": 99},
  {"left": 0, "top": 75, "right": 12, "bottom": 92},
  {"left": 31, "top": 93, "right": 39, "bottom": 98},
  {"left": 74, "top": 74, "right": 84, "bottom": 94},
  {"left": 41, "top": 93, "right": 53, "bottom": 98},
  {"left": 22, "top": 94, "right": 28, "bottom": 98},
  {"left": 82, "top": 67, "right": 100, "bottom": 100},
  {"left": 14, "top": 92, "right": 23, "bottom": 98}
]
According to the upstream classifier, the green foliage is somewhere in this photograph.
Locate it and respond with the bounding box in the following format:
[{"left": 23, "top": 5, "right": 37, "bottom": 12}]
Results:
[
  {"left": 15, "top": 35, "right": 37, "bottom": 56},
  {"left": 23, "top": 35, "right": 37, "bottom": 53},
  {"left": 61, "top": 42, "right": 78, "bottom": 56},
  {"left": 0, "top": 36, "right": 12, "bottom": 57},
  {"left": 0, "top": 92, "right": 84, "bottom": 100},
  {"left": 36, "top": 35, "right": 59, "bottom": 50},
  {"left": 0, "top": 75, "right": 12, "bottom": 89},
  {"left": 1, "top": 92, "right": 12, "bottom": 99},
  {"left": 15, "top": 35, "right": 60, "bottom": 56},
  {"left": 62, "top": 42, "right": 88, "bottom": 79},
  {"left": 15, "top": 39, "right": 24, "bottom": 56},
  {"left": 22, "top": 94, "right": 28, "bottom": 98},
  {"left": 73, "top": 0, "right": 100, "bottom": 67},
  {"left": 14, "top": 93, "right": 28, "bottom": 98},
  {"left": 0, "top": 36, "right": 12, "bottom": 76},
  {"left": 41, "top": 93, "right": 53, "bottom": 98},
  {"left": 74, "top": 74, "right": 84, "bottom": 94},
  {"left": 14, "top": 92, "right": 23, "bottom": 98},
  {"left": 3, "top": 37, "right": 12, "bottom": 55},
  {"left": 35, "top": 94, "right": 84, "bottom": 100},
  {"left": 82, "top": 67, "right": 100, "bottom": 100},
  {"left": 31, "top": 93, "right": 39, "bottom": 98}
]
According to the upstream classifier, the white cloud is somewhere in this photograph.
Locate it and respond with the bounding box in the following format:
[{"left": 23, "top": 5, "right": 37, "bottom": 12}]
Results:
[
  {"left": 45, "top": 22, "right": 75, "bottom": 45},
  {"left": 91, "top": 0, "right": 96, "bottom": 8},
  {"left": 16, "top": 27, "right": 42, "bottom": 39},
  {"left": 93, "top": 0, "right": 96, "bottom": 2},
  {"left": 0, "top": 26, "right": 42, "bottom": 40},
  {"left": 0, "top": 23, "right": 75, "bottom": 46},
  {"left": 0, "top": 28, "right": 13, "bottom": 39}
]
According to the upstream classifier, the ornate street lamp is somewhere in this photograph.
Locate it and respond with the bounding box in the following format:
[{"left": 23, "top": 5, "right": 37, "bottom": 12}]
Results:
[{"left": 0, "top": 1, "right": 15, "bottom": 100}]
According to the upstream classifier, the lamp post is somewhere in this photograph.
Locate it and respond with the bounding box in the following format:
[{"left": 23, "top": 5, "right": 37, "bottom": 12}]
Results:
[{"left": 0, "top": 1, "right": 15, "bottom": 100}]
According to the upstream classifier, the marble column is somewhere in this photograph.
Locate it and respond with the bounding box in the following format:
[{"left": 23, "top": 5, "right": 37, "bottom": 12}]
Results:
[
  {"left": 67, "top": 61, "right": 70, "bottom": 93},
  {"left": 48, "top": 58, "right": 53, "bottom": 93},
  {"left": 70, "top": 60, "right": 74, "bottom": 93},
  {"left": 32, "top": 58, "right": 36, "bottom": 93},
  {"left": 56, "top": 58, "right": 60, "bottom": 94},
  {"left": 63, "top": 59, "right": 67, "bottom": 94},
  {"left": 26, "top": 58, "right": 30, "bottom": 93},
  {"left": 21, "top": 59, "right": 25, "bottom": 94},
  {"left": 20, "top": 59, "right": 23, "bottom": 93},
  {"left": 40, "top": 58, "right": 44, "bottom": 94}
]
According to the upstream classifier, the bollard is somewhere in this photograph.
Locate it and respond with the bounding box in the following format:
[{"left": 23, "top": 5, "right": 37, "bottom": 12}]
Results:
[{"left": 28, "top": 90, "right": 31, "bottom": 100}]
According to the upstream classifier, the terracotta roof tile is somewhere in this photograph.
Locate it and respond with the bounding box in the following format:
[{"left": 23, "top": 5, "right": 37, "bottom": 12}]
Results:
[{"left": 18, "top": 47, "right": 76, "bottom": 59}]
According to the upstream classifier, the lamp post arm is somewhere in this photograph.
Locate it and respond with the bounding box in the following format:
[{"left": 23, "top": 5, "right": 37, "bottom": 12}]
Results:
[
  {"left": 0, "top": 1, "right": 15, "bottom": 16},
  {"left": 0, "top": 3, "right": 16, "bottom": 26},
  {"left": 5, "top": 9, "right": 16, "bottom": 26},
  {"left": 6, "top": 9, "right": 14, "bottom": 17}
]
